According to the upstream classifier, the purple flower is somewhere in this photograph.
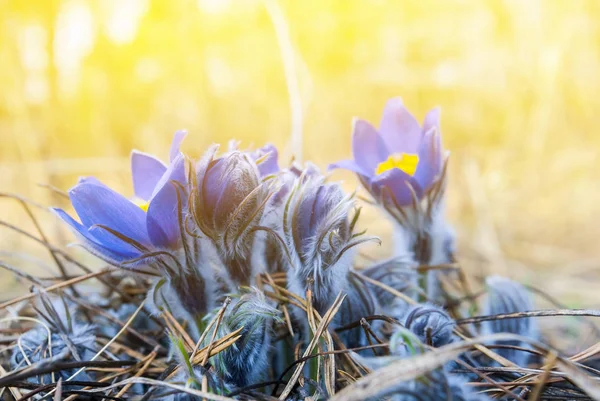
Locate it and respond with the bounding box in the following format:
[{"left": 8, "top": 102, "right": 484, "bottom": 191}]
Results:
[
  {"left": 227, "top": 141, "right": 281, "bottom": 178},
  {"left": 249, "top": 143, "right": 280, "bottom": 177},
  {"left": 208, "top": 288, "right": 280, "bottom": 388},
  {"left": 329, "top": 98, "right": 444, "bottom": 206},
  {"left": 282, "top": 174, "right": 379, "bottom": 315},
  {"left": 53, "top": 131, "right": 188, "bottom": 268},
  {"left": 54, "top": 132, "right": 221, "bottom": 325},
  {"left": 192, "top": 147, "right": 273, "bottom": 285},
  {"left": 194, "top": 149, "right": 267, "bottom": 240}
]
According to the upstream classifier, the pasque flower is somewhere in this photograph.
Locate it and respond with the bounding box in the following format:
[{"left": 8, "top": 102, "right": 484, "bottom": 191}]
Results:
[
  {"left": 53, "top": 132, "right": 214, "bottom": 324},
  {"left": 329, "top": 97, "right": 444, "bottom": 207},
  {"left": 259, "top": 160, "right": 321, "bottom": 275},
  {"left": 265, "top": 168, "right": 381, "bottom": 347},
  {"left": 192, "top": 146, "right": 273, "bottom": 286},
  {"left": 329, "top": 98, "right": 453, "bottom": 304},
  {"left": 208, "top": 288, "right": 280, "bottom": 388},
  {"left": 162, "top": 289, "right": 279, "bottom": 398},
  {"left": 282, "top": 172, "right": 379, "bottom": 316},
  {"left": 227, "top": 141, "right": 281, "bottom": 178},
  {"left": 53, "top": 131, "right": 187, "bottom": 267},
  {"left": 248, "top": 143, "right": 281, "bottom": 177}
]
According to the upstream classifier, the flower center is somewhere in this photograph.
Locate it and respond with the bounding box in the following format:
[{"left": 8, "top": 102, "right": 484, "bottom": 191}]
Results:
[
  {"left": 138, "top": 201, "right": 150, "bottom": 212},
  {"left": 132, "top": 199, "right": 150, "bottom": 212},
  {"left": 375, "top": 153, "right": 419, "bottom": 176}
]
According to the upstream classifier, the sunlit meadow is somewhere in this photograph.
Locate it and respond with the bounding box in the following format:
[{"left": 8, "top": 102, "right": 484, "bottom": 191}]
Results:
[{"left": 1, "top": 0, "right": 599, "bottom": 313}]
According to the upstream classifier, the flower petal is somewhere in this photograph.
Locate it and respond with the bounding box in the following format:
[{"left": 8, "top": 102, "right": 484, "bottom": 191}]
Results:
[
  {"left": 150, "top": 153, "right": 187, "bottom": 200},
  {"left": 327, "top": 159, "right": 370, "bottom": 177},
  {"left": 422, "top": 106, "right": 441, "bottom": 137},
  {"left": 77, "top": 176, "right": 107, "bottom": 187},
  {"left": 52, "top": 208, "right": 141, "bottom": 263},
  {"left": 253, "top": 143, "right": 280, "bottom": 177},
  {"left": 202, "top": 153, "right": 261, "bottom": 232},
  {"left": 371, "top": 168, "right": 423, "bottom": 207},
  {"left": 352, "top": 118, "right": 388, "bottom": 175},
  {"left": 69, "top": 183, "right": 151, "bottom": 247},
  {"left": 146, "top": 155, "right": 186, "bottom": 249},
  {"left": 414, "top": 128, "right": 443, "bottom": 192},
  {"left": 379, "top": 97, "right": 422, "bottom": 154},
  {"left": 169, "top": 130, "right": 187, "bottom": 162},
  {"left": 131, "top": 151, "right": 167, "bottom": 201}
]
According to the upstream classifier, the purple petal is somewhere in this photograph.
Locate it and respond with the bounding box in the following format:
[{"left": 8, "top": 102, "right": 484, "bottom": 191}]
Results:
[
  {"left": 371, "top": 168, "right": 423, "bottom": 207},
  {"left": 352, "top": 119, "right": 388, "bottom": 174},
  {"left": 69, "top": 183, "right": 151, "bottom": 247},
  {"left": 268, "top": 170, "right": 295, "bottom": 207},
  {"left": 150, "top": 154, "right": 187, "bottom": 200},
  {"left": 378, "top": 98, "right": 422, "bottom": 154},
  {"left": 202, "top": 158, "right": 229, "bottom": 224},
  {"left": 292, "top": 161, "right": 322, "bottom": 180},
  {"left": 169, "top": 130, "right": 187, "bottom": 162},
  {"left": 414, "top": 128, "right": 443, "bottom": 192},
  {"left": 297, "top": 181, "right": 340, "bottom": 238},
  {"left": 327, "top": 159, "right": 370, "bottom": 177},
  {"left": 195, "top": 144, "right": 220, "bottom": 177},
  {"left": 198, "top": 151, "right": 265, "bottom": 238},
  {"left": 202, "top": 153, "right": 260, "bottom": 228},
  {"left": 131, "top": 151, "right": 167, "bottom": 201},
  {"left": 422, "top": 106, "right": 441, "bottom": 137},
  {"left": 77, "top": 176, "right": 106, "bottom": 187},
  {"left": 53, "top": 208, "right": 141, "bottom": 262},
  {"left": 297, "top": 183, "right": 321, "bottom": 243},
  {"left": 146, "top": 155, "right": 186, "bottom": 249},
  {"left": 253, "top": 144, "right": 280, "bottom": 177}
]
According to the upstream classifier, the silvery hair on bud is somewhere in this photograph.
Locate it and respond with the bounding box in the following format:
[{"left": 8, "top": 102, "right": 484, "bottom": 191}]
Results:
[
  {"left": 389, "top": 191, "right": 456, "bottom": 304},
  {"left": 162, "top": 334, "right": 224, "bottom": 401},
  {"left": 481, "top": 276, "right": 538, "bottom": 366},
  {"left": 210, "top": 288, "right": 280, "bottom": 389},
  {"left": 255, "top": 169, "right": 296, "bottom": 275},
  {"left": 424, "top": 222, "right": 457, "bottom": 304},
  {"left": 145, "top": 269, "right": 217, "bottom": 338},
  {"left": 257, "top": 162, "right": 323, "bottom": 276},
  {"left": 283, "top": 175, "right": 360, "bottom": 315}
]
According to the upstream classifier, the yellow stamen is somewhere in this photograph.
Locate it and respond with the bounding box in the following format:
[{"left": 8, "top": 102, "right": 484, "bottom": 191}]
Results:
[
  {"left": 375, "top": 153, "right": 419, "bottom": 176},
  {"left": 133, "top": 200, "right": 150, "bottom": 212}
]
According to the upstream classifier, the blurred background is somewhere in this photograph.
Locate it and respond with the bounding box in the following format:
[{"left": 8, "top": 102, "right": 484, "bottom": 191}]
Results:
[{"left": 1, "top": 1, "right": 599, "bottom": 308}]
